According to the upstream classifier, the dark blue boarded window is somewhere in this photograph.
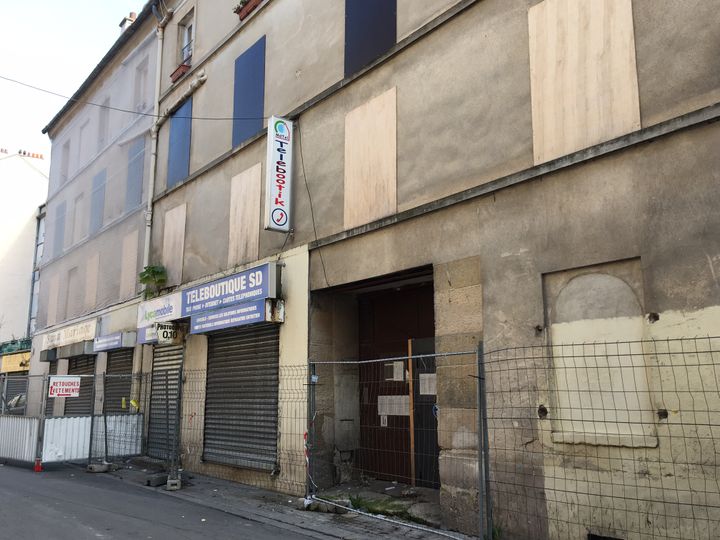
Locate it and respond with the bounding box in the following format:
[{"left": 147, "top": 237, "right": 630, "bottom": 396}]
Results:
[
  {"left": 89, "top": 169, "right": 106, "bottom": 235},
  {"left": 167, "top": 98, "right": 193, "bottom": 189},
  {"left": 125, "top": 137, "right": 145, "bottom": 212},
  {"left": 52, "top": 201, "right": 66, "bottom": 258},
  {"left": 232, "top": 36, "right": 266, "bottom": 148},
  {"left": 344, "top": 0, "right": 397, "bottom": 78}
]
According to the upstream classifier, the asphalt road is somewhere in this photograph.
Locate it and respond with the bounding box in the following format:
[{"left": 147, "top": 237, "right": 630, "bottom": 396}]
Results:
[{"left": 0, "top": 464, "right": 314, "bottom": 539}]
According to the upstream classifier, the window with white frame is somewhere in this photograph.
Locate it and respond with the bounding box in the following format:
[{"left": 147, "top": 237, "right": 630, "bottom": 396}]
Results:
[{"left": 179, "top": 10, "right": 194, "bottom": 65}]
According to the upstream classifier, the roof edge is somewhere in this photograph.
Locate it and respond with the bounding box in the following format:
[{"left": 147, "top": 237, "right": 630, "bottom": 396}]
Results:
[{"left": 42, "top": 1, "right": 156, "bottom": 136}]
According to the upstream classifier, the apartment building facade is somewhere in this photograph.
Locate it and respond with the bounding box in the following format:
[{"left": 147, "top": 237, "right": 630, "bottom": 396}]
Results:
[
  {"left": 27, "top": 7, "right": 158, "bottom": 417},
  {"left": 30, "top": 0, "right": 720, "bottom": 538}
]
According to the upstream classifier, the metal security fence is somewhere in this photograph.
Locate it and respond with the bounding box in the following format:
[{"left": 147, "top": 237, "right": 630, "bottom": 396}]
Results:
[
  {"left": 308, "top": 349, "right": 479, "bottom": 539},
  {"left": 308, "top": 337, "right": 720, "bottom": 540},
  {"left": 483, "top": 337, "right": 720, "bottom": 540}
]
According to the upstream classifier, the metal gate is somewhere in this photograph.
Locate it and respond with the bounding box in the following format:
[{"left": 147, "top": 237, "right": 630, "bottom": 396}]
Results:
[
  {"left": 147, "top": 344, "right": 183, "bottom": 459},
  {"left": 104, "top": 348, "right": 133, "bottom": 413},
  {"left": 65, "top": 356, "right": 95, "bottom": 416},
  {"left": 45, "top": 362, "right": 57, "bottom": 417},
  {"left": 1, "top": 372, "right": 28, "bottom": 415},
  {"left": 203, "top": 324, "right": 279, "bottom": 471}
]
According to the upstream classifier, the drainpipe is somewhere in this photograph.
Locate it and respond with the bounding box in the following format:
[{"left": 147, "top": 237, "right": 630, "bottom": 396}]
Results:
[{"left": 142, "top": 4, "right": 173, "bottom": 275}]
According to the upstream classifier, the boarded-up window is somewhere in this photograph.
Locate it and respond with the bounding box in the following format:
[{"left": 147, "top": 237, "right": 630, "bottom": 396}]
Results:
[
  {"left": 85, "top": 253, "right": 99, "bottom": 310},
  {"left": 52, "top": 201, "right": 66, "bottom": 258},
  {"left": 167, "top": 98, "right": 193, "bottom": 189},
  {"left": 232, "top": 37, "right": 266, "bottom": 148},
  {"left": 120, "top": 230, "right": 139, "bottom": 299},
  {"left": 544, "top": 261, "right": 656, "bottom": 447},
  {"left": 46, "top": 275, "right": 60, "bottom": 327},
  {"left": 228, "top": 163, "right": 262, "bottom": 267},
  {"left": 162, "top": 204, "right": 187, "bottom": 286},
  {"left": 64, "top": 267, "right": 81, "bottom": 320},
  {"left": 125, "top": 137, "right": 145, "bottom": 212},
  {"left": 345, "top": 0, "right": 397, "bottom": 77},
  {"left": 344, "top": 87, "right": 397, "bottom": 229},
  {"left": 528, "top": 0, "right": 640, "bottom": 164},
  {"left": 89, "top": 169, "right": 106, "bottom": 235}
]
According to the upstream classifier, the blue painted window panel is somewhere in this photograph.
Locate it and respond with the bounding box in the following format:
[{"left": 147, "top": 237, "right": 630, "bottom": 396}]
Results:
[
  {"left": 89, "top": 169, "right": 106, "bottom": 235},
  {"left": 167, "top": 98, "right": 193, "bottom": 189},
  {"left": 52, "top": 201, "right": 66, "bottom": 258},
  {"left": 344, "top": 0, "right": 397, "bottom": 78},
  {"left": 232, "top": 36, "right": 266, "bottom": 148},
  {"left": 125, "top": 137, "right": 145, "bottom": 212}
]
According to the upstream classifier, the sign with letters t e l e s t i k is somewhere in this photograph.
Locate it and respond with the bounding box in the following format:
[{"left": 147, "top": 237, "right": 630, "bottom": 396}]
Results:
[
  {"left": 48, "top": 376, "right": 81, "bottom": 398},
  {"left": 264, "top": 116, "right": 293, "bottom": 232},
  {"left": 181, "top": 263, "right": 278, "bottom": 317}
]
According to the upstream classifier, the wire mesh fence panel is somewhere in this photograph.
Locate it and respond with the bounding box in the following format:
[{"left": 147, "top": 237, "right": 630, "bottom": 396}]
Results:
[
  {"left": 89, "top": 373, "right": 150, "bottom": 465},
  {"left": 0, "top": 373, "right": 29, "bottom": 416},
  {"left": 309, "top": 350, "right": 479, "bottom": 539},
  {"left": 483, "top": 337, "right": 720, "bottom": 540}
]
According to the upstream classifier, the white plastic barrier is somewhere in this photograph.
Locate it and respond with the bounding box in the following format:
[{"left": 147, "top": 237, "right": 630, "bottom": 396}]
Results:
[{"left": 0, "top": 415, "right": 39, "bottom": 462}]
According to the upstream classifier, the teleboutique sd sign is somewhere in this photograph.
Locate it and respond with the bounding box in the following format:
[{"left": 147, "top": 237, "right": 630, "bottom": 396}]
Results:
[{"left": 136, "top": 263, "right": 281, "bottom": 342}]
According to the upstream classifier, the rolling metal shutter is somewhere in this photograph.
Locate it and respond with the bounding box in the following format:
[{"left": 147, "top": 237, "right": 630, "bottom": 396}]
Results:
[
  {"left": 65, "top": 356, "right": 95, "bottom": 416},
  {"left": 147, "top": 344, "right": 183, "bottom": 459},
  {"left": 45, "top": 362, "right": 57, "bottom": 417},
  {"left": 104, "top": 349, "right": 134, "bottom": 414},
  {"left": 203, "top": 324, "right": 280, "bottom": 471}
]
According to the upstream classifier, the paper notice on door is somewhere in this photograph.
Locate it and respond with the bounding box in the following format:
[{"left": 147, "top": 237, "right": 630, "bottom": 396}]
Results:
[
  {"left": 377, "top": 395, "right": 410, "bottom": 416},
  {"left": 419, "top": 373, "right": 437, "bottom": 395}
]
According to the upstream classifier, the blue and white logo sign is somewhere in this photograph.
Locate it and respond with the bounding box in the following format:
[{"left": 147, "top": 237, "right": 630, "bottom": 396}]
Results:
[
  {"left": 181, "top": 263, "right": 278, "bottom": 317},
  {"left": 264, "top": 116, "right": 294, "bottom": 232}
]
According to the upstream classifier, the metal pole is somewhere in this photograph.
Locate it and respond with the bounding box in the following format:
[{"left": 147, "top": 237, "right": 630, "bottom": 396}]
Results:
[
  {"left": 1, "top": 374, "right": 7, "bottom": 415},
  {"left": 103, "top": 373, "right": 109, "bottom": 463},
  {"left": 479, "top": 342, "right": 494, "bottom": 537},
  {"left": 87, "top": 374, "right": 97, "bottom": 466},
  {"left": 35, "top": 374, "right": 50, "bottom": 468},
  {"left": 307, "top": 362, "right": 317, "bottom": 497},
  {"left": 476, "top": 344, "right": 486, "bottom": 539}
]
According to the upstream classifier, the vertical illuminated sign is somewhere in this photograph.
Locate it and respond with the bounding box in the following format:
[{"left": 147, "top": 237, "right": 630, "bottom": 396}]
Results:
[{"left": 264, "top": 116, "right": 293, "bottom": 232}]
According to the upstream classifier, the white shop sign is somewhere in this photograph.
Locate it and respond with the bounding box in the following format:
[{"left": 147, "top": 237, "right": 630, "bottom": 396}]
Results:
[
  {"left": 264, "top": 116, "right": 294, "bottom": 232},
  {"left": 48, "top": 376, "right": 81, "bottom": 398},
  {"left": 155, "top": 322, "right": 183, "bottom": 346},
  {"left": 42, "top": 320, "right": 97, "bottom": 350}
]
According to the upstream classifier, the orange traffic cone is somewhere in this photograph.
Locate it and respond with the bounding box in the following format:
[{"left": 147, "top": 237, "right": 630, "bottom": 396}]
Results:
[{"left": 34, "top": 458, "right": 42, "bottom": 472}]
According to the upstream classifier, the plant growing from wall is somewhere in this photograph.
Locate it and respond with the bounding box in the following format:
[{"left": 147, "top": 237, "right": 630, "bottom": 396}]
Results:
[{"left": 138, "top": 265, "right": 168, "bottom": 300}]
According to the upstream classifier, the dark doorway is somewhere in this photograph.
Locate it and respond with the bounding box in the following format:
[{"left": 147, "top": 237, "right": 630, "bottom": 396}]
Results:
[{"left": 357, "top": 278, "right": 437, "bottom": 487}]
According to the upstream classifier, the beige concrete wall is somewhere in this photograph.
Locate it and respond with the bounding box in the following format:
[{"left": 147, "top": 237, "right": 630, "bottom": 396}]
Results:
[
  {"left": 0, "top": 157, "right": 47, "bottom": 341},
  {"left": 308, "top": 120, "right": 720, "bottom": 537}
]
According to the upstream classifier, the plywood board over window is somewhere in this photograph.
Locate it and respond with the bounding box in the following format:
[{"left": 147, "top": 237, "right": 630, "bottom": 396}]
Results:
[
  {"left": 528, "top": 0, "right": 641, "bottom": 164},
  {"left": 162, "top": 204, "right": 187, "bottom": 286},
  {"left": 85, "top": 253, "right": 99, "bottom": 311},
  {"left": 228, "top": 163, "right": 262, "bottom": 267},
  {"left": 120, "top": 230, "right": 139, "bottom": 299},
  {"left": 344, "top": 87, "right": 397, "bottom": 230}
]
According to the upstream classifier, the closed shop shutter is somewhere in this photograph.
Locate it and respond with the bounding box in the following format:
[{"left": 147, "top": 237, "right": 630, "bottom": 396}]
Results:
[
  {"left": 65, "top": 356, "right": 96, "bottom": 416},
  {"left": 104, "top": 348, "right": 134, "bottom": 414},
  {"left": 45, "top": 362, "right": 57, "bottom": 417},
  {"left": 203, "top": 324, "right": 280, "bottom": 471},
  {"left": 147, "top": 344, "right": 184, "bottom": 459}
]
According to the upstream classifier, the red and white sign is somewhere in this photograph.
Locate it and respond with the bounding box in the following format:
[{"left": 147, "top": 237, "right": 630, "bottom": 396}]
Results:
[
  {"left": 264, "top": 116, "right": 293, "bottom": 232},
  {"left": 48, "top": 376, "right": 81, "bottom": 398}
]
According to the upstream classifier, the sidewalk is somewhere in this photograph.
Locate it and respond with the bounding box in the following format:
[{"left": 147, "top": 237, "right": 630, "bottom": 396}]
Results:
[{"left": 108, "top": 462, "right": 470, "bottom": 539}]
